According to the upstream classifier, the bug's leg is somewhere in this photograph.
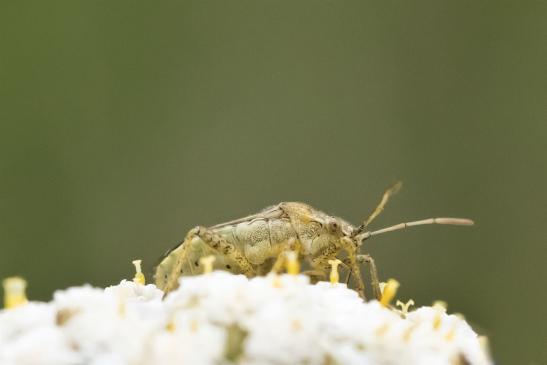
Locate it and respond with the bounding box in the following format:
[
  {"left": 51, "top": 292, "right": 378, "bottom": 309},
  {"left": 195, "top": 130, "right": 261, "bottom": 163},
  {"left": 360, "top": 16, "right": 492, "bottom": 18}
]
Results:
[
  {"left": 270, "top": 238, "right": 301, "bottom": 274},
  {"left": 308, "top": 242, "right": 355, "bottom": 283},
  {"left": 159, "top": 240, "right": 189, "bottom": 294},
  {"left": 345, "top": 269, "right": 352, "bottom": 285},
  {"left": 357, "top": 254, "right": 382, "bottom": 300},
  {"left": 190, "top": 226, "right": 256, "bottom": 276},
  {"left": 301, "top": 269, "right": 327, "bottom": 283},
  {"left": 340, "top": 237, "right": 366, "bottom": 300}
]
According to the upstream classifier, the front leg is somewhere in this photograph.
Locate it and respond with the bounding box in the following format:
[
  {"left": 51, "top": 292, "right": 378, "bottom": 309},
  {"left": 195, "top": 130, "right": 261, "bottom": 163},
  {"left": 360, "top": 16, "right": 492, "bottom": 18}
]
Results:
[
  {"left": 309, "top": 241, "right": 340, "bottom": 272},
  {"left": 343, "top": 254, "right": 382, "bottom": 300},
  {"left": 340, "top": 237, "right": 366, "bottom": 300}
]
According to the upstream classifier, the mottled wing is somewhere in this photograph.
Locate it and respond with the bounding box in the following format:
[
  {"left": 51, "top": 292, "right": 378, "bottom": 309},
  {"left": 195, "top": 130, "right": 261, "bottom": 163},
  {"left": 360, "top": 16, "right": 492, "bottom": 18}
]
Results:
[
  {"left": 208, "top": 204, "right": 286, "bottom": 229},
  {"left": 155, "top": 204, "right": 284, "bottom": 270}
]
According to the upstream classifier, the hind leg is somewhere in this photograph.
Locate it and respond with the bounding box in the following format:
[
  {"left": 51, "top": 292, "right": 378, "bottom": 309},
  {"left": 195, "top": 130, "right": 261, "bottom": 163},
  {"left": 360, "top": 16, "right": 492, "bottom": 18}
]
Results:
[
  {"left": 188, "top": 226, "right": 256, "bottom": 276},
  {"left": 158, "top": 226, "right": 256, "bottom": 293}
]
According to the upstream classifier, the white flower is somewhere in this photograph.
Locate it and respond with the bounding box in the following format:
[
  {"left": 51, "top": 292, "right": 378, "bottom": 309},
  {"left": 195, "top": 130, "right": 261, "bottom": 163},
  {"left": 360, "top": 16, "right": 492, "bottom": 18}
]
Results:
[{"left": 0, "top": 273, "right": 492, "bottom": 365}]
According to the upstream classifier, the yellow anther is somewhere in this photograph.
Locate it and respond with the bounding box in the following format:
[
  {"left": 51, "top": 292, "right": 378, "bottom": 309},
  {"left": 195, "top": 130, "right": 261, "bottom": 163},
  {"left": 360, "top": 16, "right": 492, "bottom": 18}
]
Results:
[
  {"left": 285, "top": 251, "right": 300, "bottom": 275},
  {"left": 375, "top": 322, "right": 390, "bottom": 337},
  {"left": 2, "top": 276, "right": 28, "bottom": 309},
  {"left": 118, "top": 299, "right": 126, "bottom": 317},
  {"left": 199, "top": 255, "right": 216, "bottom": 274},
  {"left": 444, "top": 326, "right": 456, "bottom": 341},
  {"left": 479, "top": 336, "right": 492, "bottom": 360},
  {"left": 433, "top": 300, "right": 447, "bottom": 309},
  {"left": 132, "top": 259, "right": 145, "bottom": 285},
  {"left": 396, "top": 299, "right": 415, "bottom": 316},
  {"left": 271, "top": 274, "right": 282, "bottom": 288},
  {"left": 403, "top": 323, "right": 418, "bottom": 342},
  {"left": 328, "top": 259, "right": 342, "bottom": 284},
  {"left": 291, "top": 319, "right": 302, "bottom": 332},
  {"left": 2, "top": 277, "right": 28, "bottom": 309},
  {"left": 166, "top": 321, "right": 176, "bottom": 332},
  {"left": 379, "top": 278, "right": 400, "bottom": 306},
  {"left": 432, "top": 300, "right": 447, "bottom": 330}
]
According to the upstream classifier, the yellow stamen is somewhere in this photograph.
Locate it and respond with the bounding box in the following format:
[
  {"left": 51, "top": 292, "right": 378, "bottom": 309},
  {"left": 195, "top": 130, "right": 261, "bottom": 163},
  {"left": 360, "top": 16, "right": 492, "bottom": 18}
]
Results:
[
  {"left": 396, "top": 299, "right": 415, "bottom": 316},
  {"left": 199, "top": 255, "right": 216, "bottom": 274},
  {"left": 375, "top": 322, "right": 390, "bottom": 336},
  {"left": 291, "top": 319, "right": 302, "bottom": 332},
  {"left": 118, "top": 299, "right": 126, "bottom": 317},
  {"left": 478, "top": 336, "right": 492, "bottom": 360},
  {"left": 444, "top": 325, "right": 456, "bottom": 341},
  {"left": 327, "top": 259, "right": 342, "bottom": 284},
  {"left": 166, "top": 321, "right": 176, "bottom": 332},
  {"left": 271, "top": 274, "right": 282, "bottom": 288},
  {"left": 2, "top": 277, "right": 28, "bottom": 309},
  {"left": 132, "top": 259, "right": 145, "bottom": 285},
  {"left": 379, "top": 278, "right": 399, "bottom": 306},
  {"left": 432, "top": 300, "right": 447, "bottom": 330},
  {"left": 403, "top": 323, "right": 418, "bottom": 342},
  {"left": 286, "top": 251, "right": 300, "bottom": 275},
  {"left": 433, "top": 300, "right": 447, "bottom": 309}
]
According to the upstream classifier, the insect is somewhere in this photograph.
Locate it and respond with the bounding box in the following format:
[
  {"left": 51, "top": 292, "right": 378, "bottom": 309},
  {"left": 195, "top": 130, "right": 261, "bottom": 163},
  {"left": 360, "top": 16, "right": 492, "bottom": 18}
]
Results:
[{"left": 154, "top": 182, "right": 473, "bottom": 300}]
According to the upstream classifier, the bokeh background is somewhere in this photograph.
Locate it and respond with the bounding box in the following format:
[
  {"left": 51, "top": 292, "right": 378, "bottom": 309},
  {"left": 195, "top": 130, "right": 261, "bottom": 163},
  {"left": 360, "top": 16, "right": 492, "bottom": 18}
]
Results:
[{"left": 1, "top": 1, "right": 545, "bottom": 363}]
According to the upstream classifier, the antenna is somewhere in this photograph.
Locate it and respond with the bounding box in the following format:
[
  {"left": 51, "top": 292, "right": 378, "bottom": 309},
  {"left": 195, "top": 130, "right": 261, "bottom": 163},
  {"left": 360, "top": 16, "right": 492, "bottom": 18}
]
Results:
[{"left": 355, "top": 217, "right": 474, "bottom": 242}]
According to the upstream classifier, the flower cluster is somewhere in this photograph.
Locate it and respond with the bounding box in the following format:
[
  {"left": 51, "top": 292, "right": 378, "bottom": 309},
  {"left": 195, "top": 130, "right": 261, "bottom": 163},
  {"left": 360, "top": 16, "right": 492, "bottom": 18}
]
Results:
[{"left": 0, "top": 272, "right": 491, "bottom": 365}]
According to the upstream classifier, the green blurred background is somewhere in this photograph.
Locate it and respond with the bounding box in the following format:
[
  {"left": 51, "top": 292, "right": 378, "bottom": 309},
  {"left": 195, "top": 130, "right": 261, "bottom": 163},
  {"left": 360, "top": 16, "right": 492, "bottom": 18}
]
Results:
[{"left": 1, "top": 1, "right": 545, "bottom": 363}]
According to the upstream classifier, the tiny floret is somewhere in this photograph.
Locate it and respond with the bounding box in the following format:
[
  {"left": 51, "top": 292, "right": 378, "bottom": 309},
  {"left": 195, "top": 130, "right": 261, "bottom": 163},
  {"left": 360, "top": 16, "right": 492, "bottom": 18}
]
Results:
[
  {"left": 2, "top": 276, "right": 28, "bottom": 309},
  {"left": 432, "top": 300, "right": 448, "bottom": 330},
  {"left": 328, "top": 259, "right": 342, "bottom": 284},
  {"left": 132, "top": 259, "right": 146, "bottom": 285},
  {"left": 0, "top": 273, "right": 492, "bottom": 365},
  {"left": 199, "top": 255, "right": 216, "bottom": 274},
  {"left": 396, "top": 299, "right": 415, "bottom": 317},
  {"left": 379, "top": 278, "right": 400, "bottom": 306},
  {"left": 285, "top": 251, "right": 300, "bottom": 275}
]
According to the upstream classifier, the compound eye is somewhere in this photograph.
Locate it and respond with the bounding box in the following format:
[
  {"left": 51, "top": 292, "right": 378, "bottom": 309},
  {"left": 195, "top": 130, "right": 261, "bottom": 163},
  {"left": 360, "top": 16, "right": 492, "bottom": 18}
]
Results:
[{"left": 327, "top": 219, "right": 340, "bottom": 233}]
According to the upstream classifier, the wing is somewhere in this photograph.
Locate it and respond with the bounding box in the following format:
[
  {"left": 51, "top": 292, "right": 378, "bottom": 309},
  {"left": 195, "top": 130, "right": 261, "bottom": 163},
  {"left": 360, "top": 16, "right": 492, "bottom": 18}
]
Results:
[
  {"left": 208, "top": 204, "right": 286, "bottom": 229},
  {"left": 156, "top": 204, "right": 285, "bottom": 267}
]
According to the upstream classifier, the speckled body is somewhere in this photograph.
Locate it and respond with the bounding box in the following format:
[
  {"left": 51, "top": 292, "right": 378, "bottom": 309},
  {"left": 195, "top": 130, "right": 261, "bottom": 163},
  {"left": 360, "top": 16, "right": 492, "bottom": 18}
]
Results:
[
  {"left": 154, "top": 184, "right": 474, "bottom": 299},
  {"left": 155, "top": 202, "right": 355, "bottom": 292}
]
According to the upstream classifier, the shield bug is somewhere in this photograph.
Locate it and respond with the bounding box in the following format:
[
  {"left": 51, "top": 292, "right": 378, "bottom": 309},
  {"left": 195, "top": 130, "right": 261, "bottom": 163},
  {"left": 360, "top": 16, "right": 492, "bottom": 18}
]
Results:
[{"left": 154, "top": 182, "right": 473, "bottom": 300}]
